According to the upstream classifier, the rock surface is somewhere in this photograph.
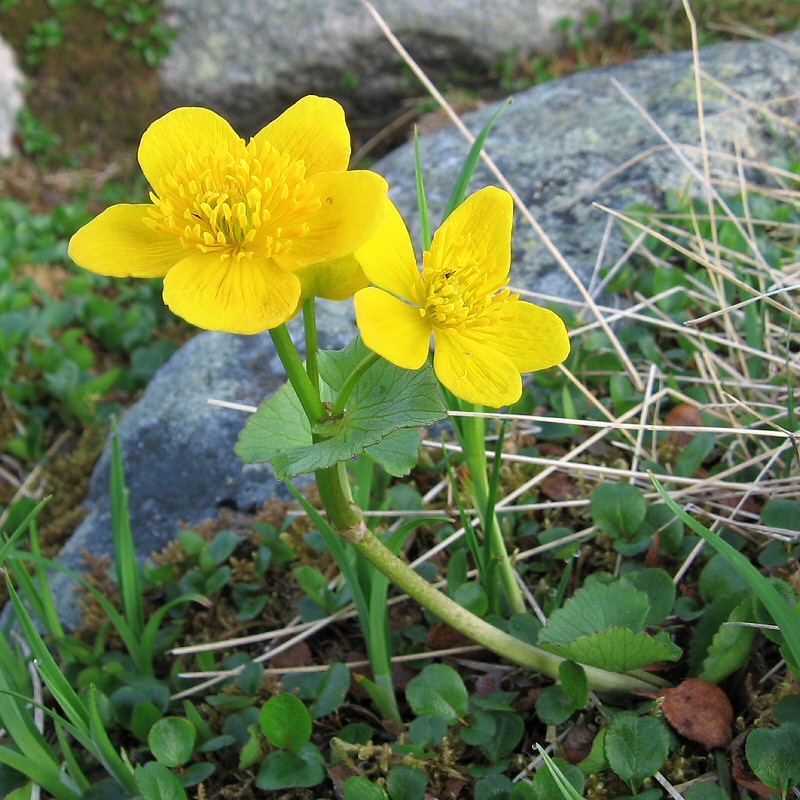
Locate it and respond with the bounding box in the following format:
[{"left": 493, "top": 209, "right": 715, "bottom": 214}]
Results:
[
  {"left": 54, "top": 32, "right": 799, "bottom": 626},
  {"left": 0, "top": 35, "right": 24, "bottom": 160},
  {"left": 159, "top": 0, "right": 645, "bottom": 133}
]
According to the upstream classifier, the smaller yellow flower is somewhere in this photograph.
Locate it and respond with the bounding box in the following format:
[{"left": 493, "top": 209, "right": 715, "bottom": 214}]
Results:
[
  {"left": 353, "top": 187, "right": 570, "bottom": 408},
  {"left": 69, "top": 96, "right": 387, "bottom": 334}
]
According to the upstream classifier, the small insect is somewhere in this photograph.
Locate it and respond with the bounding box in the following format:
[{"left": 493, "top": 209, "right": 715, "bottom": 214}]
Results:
[{"left": 444, "top": 270, "right": 455, "bottom": 279}]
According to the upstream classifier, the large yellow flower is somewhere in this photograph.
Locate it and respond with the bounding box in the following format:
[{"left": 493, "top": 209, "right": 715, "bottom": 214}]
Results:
[
  {"left": 354, "top": 187, "right": 570, "bottom": 407},
  {"left": 69, "top": 97, "right": 388, "bottom": 334}
]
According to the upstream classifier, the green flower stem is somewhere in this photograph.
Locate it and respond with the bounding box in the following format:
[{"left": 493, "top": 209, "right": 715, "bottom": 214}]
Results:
[
  {"left": 460, "top": 411, "right": 525, "bottom": 615},
  {"left": 270, "top": 324, "right": 325, "bottom": 424},
  {"left": 302, "top": 299, "right": 320, "bottom": 391},
  {"left": 315, "top": 464, "right": 667, "bottom": 694},
  {"left": 331, "top": 352, "right": 382, "bottom": 416}
]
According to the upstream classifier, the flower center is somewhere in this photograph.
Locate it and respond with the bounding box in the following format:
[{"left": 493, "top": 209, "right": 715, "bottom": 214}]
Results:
[
  {"left": 418, "top": 234, "right": 516, "bottom": 330},
  {"left": 146, "top": 138, "right": 321, "bottom": 261}
]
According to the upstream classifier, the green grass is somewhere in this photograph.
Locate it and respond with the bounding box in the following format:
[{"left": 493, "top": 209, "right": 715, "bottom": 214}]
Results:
[{"left": 1, "top": 2, "right": 799, "bottom": 798}]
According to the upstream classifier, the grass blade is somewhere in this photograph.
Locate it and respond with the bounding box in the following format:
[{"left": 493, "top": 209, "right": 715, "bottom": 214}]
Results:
[
  {"left": 443, "top": 98, "right": 510, "bottom": 219},
  {"left": 651, "top": 473, "right": 800, "bottom": 670},
  {"left": 110, "top": 419, "right": 145, "bottom": 638},
  {"left": 414, "top": 128, "right": 432, "bottom": 250}
]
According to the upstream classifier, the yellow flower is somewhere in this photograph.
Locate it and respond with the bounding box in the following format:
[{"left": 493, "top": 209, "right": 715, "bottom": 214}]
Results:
[
  {"left": 69, "top": 97, "right": 388, "bottom": 334},
  {"left": 353, "top": 187, "right": 570, "bottom": 407}
]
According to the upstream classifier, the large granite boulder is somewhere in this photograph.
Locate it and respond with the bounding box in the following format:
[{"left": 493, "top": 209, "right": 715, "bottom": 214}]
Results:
[
  {"left": 0, "top": 35, "right": 24, "bottom": 160},
  {"left": 160, "top": 0, "right": 646, "bottom": 133},
  {"left": 54, "top": 32, "right": 799, "bottom": 626}
]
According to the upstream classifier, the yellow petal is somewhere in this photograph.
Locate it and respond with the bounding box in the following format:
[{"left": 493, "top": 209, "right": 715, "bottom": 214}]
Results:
[
  {"left": 354, "top": 288, "right": 430, "bottom": 370},
  {"left": 431, "top": 186, "right": 513, "bottom": 285},
  {"left": 489, "top": 300, "right": 571, "bottom": 371},
  {"left": 275, "top": 170, "right": 388, "bottom": 271},
  {"left": 253, "top": 95, "right": 350, "bottom": 175},
  {"left": 68, "top": 204, "right": 185, "bottom": 278},
  {"left": 138, "top": 107, "right": 241, "bottom": 190},
  {"left": 355, "top": 200, "right": 423, "bottom": 302},
  {"left": 433, "top": 330, "right": 522, "bottom": 407},
  {"left": 162, "top": 252, "right": 301, "bottom": 334},
  {"left": 296, "top": 254, "right": 369, "bottom": 303}
]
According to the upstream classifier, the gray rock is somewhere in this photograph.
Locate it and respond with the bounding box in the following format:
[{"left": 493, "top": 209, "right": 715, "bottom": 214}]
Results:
[
  {"left": 54, "top": 32, "right": 799, "bottom": 627},
  {"left": 0, "top": 36, "right": 24, "bottom": 160},
  {"left": 159, "top": 0, "right": 645, "bottom": 132}
]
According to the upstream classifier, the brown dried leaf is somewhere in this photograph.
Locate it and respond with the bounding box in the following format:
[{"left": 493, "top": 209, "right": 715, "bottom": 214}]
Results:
[
  {"left": 427, "top": 622, "right": 473, "bottom": 650},
  {"left": 270, "top": 640, "right": 311, "bottom": 669},
  {"left": 660, "top": 677, "right": 733, "bottom": 748},
  {"left": 541, "top": 471, "right": 580, "bottom": 501},
  {"left": 664, "top": 403, "right": 703, "bottom": 448},
  {"left": 561, "top": 724, "right": 597, "bottom": 764}
]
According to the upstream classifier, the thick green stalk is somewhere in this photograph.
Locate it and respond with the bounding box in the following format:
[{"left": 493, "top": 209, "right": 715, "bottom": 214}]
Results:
[
  {"left": 315, "top": 464, "right": 666, "bottom": 695},
  {"left": 460, "top": 412, "right": 525, "bottom": 614},
  {"left": 302, "top": 299, "right": 320, "bottom": 391},
  {"left": 332, "top": 352, "right": 381, "bottom": 416},
  {"left": 270, "top": 325, "right": 325, "bottom": 424}
]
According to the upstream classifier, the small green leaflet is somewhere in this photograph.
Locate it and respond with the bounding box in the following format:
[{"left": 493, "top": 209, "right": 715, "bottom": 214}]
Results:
[
  {"left": 538, "top": 582, "right": 681, "bottom": 671},
  {"left": 236, "top": 340, "right": 446, "bottom": 479}
]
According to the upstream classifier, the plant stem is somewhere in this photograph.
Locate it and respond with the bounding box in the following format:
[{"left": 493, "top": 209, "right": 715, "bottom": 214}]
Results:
[
  {"left": 460, "top": 411, "right": 525, "bottom": 614},
  {"left": 315, "top": 463, "right": 666, "bottom": 694},
  {"left": 270, "top": 325, "right": 325, "bottom": 424},
  {"left": 303, "top": 299, "right": 319, "bottom": 391},
  {"left": 331, "top": 352, "right": 382, "bottom": 416}
]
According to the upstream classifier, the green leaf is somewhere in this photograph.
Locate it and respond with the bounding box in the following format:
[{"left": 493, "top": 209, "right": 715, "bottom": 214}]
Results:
[
  {"left": 478, "top": 712, "right": 524, "bottom": 762},
  {"left": 309, "top": 662, "right": 350, "bottom": 719},
  {"left": 590, "top": 483, "right": 647, "bottom": 540},
  {"left": 577, "top": 728, "right": 608, "bottom": 775},
  {"left": 409, "top": 714, "right": 448, "bottom": 748},
  {"left": 652, "top": 474, "right": 800, "bottom": 672},
  {"left": 559, "top": 660, "right": 589, "bottom": 707},
  {"left": 698, "top": 597, "right": 756, "bottom": 683},
  {"left": 547, "top": 628, "right": 681, "bottom": 671},
  {"left": 535, "top": 684, "right": 579, "bottom": 725},
  {"left": 475, "top": 774, "right": 514, "bottom": 800},
  {"left": 147, "top": 717, "right": 196, "bottom": 767},
  {"left": 761, "top": 499, "right": 800, "bottom": 533},
  {"left": 386, "top": 764, "right": 428, "bottom": 800},
  {"left": 539, "top": 582, "right": 650, "bottom": 644},
  {"left": 134, "top": 762, "right": 188, "bottom": 800},
  {"left": 345, "top": 776, "right": 390, "bottom": 800},
  {"left": 443, "top": 99, "right": 510, "bottom": 218},
  {"left": 620, "top": 568, "right": 677, "bottom": 625},
  {"left": 745, "top": 722, "right": 800, "bottom": 793},
  {"left": 259, "top": 694, "right": 312, "bottom": 752},
  {"left": 255, "top": 743, "right": 326, "bottom": 790},
  {"left": 532, "top": 755, "right": 585, "bottom": 800},
  {"left": 536, "top": 747, "right": 586, "bottom": 800},
  {"left": 365, "top": 428, "right": 422, "bottom": 477},
  {"left": 460, "top": 708, "right": 496, "bottom": 746},
  {"left": 235, "top": 381, "right": 311, "bottom": 464},
  {"left": 605, "top": 714, "right": 669, "bottom": 790},
  {"left": 405, "top": 664, "right": 468, "bottom": 725},
  {"left": 238, "top": 342, "right": 446, "bottom": 478}
]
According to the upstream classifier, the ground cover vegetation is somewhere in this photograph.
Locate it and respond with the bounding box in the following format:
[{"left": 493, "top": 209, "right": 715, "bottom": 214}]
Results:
[{"left": 1, "top": 1, "right": 799, "bottom": 798}]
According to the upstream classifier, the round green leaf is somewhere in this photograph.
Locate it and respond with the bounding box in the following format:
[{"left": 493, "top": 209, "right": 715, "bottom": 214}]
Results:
[
  {"left": 387, "top": 764, "right": 427, "bottom": 800},
  {"left": 345, "top": 776, "right": 389, "bottom": 800},
  {"left": 134, "top": 761, "right": 188, "bottom": 800},
  {"left": 147, "top": 717, "right": 197, "bottom": 767},
  {"left": 590, "top": 483, "right": 647, "bottom": 540},
  {"left": 621, "top": 568, "right": 676, "bottom": 625},
  {"left": 259, "top": 693, "right": 312, "bottom": 751},
  {"left": 605, "top": 713, "right": 669, "bottom": 790},
  {"left": 746, "top": 722, "right": 800, "bottom": 793},
  {"left": 255, "top": 743, "right": 325, "bottom": 790},
  {"left": 405, "top": 664, "right": 468, "bottom": 725}
]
